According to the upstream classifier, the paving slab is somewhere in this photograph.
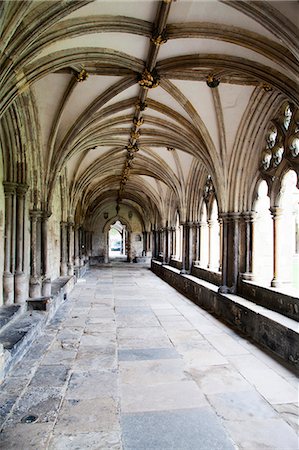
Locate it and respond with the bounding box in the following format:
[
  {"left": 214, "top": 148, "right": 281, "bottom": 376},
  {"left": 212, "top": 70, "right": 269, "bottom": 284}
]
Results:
[
  {"left": 1, "top": 262, "right": 298, "bottom": 450},
  {"left": 121, "top": 407, "right": 235, "bottom": 450}
]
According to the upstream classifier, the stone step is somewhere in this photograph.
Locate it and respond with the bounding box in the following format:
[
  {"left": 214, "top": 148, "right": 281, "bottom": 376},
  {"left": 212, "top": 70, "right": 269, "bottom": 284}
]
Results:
[
  {"left": 0, "top": 305, "right": 24, "bottom": 334},
  {"left": 0, "top": 311, "right": 45, "bottom": 379},
  {"left": 0, "top": 275, "right": 76, "bottom": 382}
]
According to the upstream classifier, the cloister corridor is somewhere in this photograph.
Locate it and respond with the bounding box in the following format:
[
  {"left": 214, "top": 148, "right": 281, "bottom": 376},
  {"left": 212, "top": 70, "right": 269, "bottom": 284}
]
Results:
[{"left": 0, "top": 262, "right": 298, "bottom": 450}]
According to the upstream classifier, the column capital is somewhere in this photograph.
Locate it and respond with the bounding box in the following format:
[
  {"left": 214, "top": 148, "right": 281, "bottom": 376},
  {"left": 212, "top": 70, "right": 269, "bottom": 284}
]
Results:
[
  {"left": 29, "top": 209, "right": 42, "bottom": 220},
  {"left": 41, "top": 210, "right": 52, "bottom": 220},
  {"left": 219, "top": 212, "right": 242, "bottom": 222},
  {"left": 16, "top": 183, "right": 29, "bottom": 196},
  {"left": 242, "top": 211, "right": 256, "bottom": 222},
  {"left": 3, "top": 181, "right": 17, "bottom": 194},
  {"left": 270, "top": 206, "right": 283, "bottom": 218}
]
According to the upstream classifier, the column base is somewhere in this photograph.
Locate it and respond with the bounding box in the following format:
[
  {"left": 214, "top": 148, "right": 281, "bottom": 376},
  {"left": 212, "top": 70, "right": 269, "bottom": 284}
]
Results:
[
  {"left": 242, "top": 272, "right": 254, "bottom": 281},
  {"left": 14, "top": 272, "right": 28, "bottom": 304},
  {"left": 180, "top": 269, "right": 187, "bottom": 274},
  {"left": 67, "top": 264, "right": 74, "bottom": 276},
  {"left": 60, "top": 262, "right": 68, "bottom": 277},
  {"left": 271, "top": 278, "right": 281, "bottom": 288},
  {"left": 3, "top": 272, "right": 14, "bottom": 305},
  {"left": 218, "top": 285, "right": 237, "bottom": 294},
  {"left": 42, "top": 278, "right": 51, "bottom": 297},
  {"left": 29, "top": 276, "right": 42, "bottom": 298}
]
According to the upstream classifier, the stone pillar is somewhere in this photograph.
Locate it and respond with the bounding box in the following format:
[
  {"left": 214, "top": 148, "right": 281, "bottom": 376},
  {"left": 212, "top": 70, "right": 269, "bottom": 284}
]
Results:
[
  {"left": 162, "top": 228, "right": 167, "bottom": 264},
  {"left": 271, "top": 207, "right": 283, "bottom": 288},
  {"left": 219, "top": 213, "right": 241, "bottom": 294},
  {"left": 207, "top": 219, "right": 212, "bottom": 269},
  {"left": 14, "top": 184, "right": 28, "bottom": 303},
  {"left": 186, "top": 222, "right": 193, "bottom": 273},
  {"left": 60, "top": 222, "right": 68, "bottom": 276},
  {"left": 195, "top": 222, "right": 201, "bottom": 262},
  {"left": 41, "top": 212, "right": 51, "bottom": 296},
  {"left": 79, "top": 228, "right": 84, "bottom": 267},
  {"left": 74, "top": 225, "right": 80, "bottom": 267},
  {"left": 3, "top": 182, "right": 16, "bottom": 304},
  {"left": 166, "top": 227, "right": 171, "bottom": 264},
  {"left": 242, "top": 212, "right": 255, "bottom": 281},
  {"left": 142, "top": 231, "right": 147, "bottom": 256},
  {"left": 218, "top": 218, "right": 223, "bottom": 272},
  {"left": 127, "top": 231, "right": 132, "bottom": 263},
  {"left": 67, "top": 221, "right": 74, "bottom": 276},
  {"left": 180, "top": 223, "right": 188, "bottom": 274},
  {"left": 29, "top": 210, "right": 42, "bottom": 298},
  {"left": 104, "top": 231, "right": 109, "bottom": 263}
]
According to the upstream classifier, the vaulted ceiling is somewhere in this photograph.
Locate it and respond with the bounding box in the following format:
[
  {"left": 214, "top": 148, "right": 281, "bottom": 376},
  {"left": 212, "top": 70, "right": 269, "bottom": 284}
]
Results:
[{"left": 1, "top": 0, "right": 298, "bottom": 225}]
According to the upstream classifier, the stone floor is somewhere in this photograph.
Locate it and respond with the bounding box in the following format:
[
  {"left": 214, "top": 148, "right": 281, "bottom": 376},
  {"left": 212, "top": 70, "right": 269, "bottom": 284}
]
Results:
[{"left": 0, "top": 263, "right": 298, "bottom": 449}]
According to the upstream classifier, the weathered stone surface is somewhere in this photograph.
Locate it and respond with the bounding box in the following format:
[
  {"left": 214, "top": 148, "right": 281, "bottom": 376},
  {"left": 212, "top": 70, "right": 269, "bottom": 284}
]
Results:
[
  {"left": 1, "top": 263, "right": 297, "bottom": 449},
  {"left": 121, "top": 408, "right": 235, "bottom": 450},
  {"left": 48, "top": 431, "right": 122, "bottom": 450}
]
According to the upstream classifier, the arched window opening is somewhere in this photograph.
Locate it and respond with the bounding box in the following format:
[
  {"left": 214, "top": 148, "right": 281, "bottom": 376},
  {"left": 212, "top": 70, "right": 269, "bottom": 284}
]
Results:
[
  {"left": 279, "top": 170, "right": 299, "bottom": 293},
  {"left": 200, "top": 203, "right": 208, "bottom": 267},
  {"left": 109, "top": 220, "right": 126, "bottom": 257},
  {"left": 175, "top": 212, "right": 182, "bottom": 260},
  {"left": 253, "top": 181, "right": 273, "bottom": 286},
  {"left": 208, "top": 199, "right": 220, "bottom": 271}
]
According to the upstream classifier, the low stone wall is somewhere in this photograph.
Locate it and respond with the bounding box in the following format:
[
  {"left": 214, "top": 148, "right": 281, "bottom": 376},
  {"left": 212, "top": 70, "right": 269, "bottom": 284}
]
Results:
[
  {"left": 239, "top": 280, "right": 299, "bottom": 322},
  {"left": 191, "top": 265, "right": 221, "bottom": 286},
  {"left": 151, "top": 261, "right": 299, "bottom": 370}
]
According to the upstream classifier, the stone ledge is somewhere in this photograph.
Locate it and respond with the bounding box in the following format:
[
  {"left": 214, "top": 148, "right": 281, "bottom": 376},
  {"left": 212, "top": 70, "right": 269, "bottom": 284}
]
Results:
[
  {"left": 0, "top": 275, "right": 76, "bottom": 383},
  {"left": 151, "top": 261, "right": 299, "bottom": 370}
]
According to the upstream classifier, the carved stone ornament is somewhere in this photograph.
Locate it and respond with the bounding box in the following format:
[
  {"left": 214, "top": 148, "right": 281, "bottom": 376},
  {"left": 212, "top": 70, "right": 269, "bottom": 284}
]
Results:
[
  {"left": 206, "top": 74, "right": 220, "bottom": 88},
  {"left": 136, "top": 101, "right": 147, "bottom": 111},
  {"left": 130, "top": 128, "right": 140, "bottom": 140},
  {"left": 203, "top": 175, "right": 215, "bottom": 200},
  {"left": 288, "top": 133, "right": 299, "bottom": 157},
  {"left": 75, "top": 67, "right": 88, "bottom": 82},
  {"left": 133, "top": 117, "right": 144, "bottom": 127},
  {"left": 126, "top": 144, "right": 139, "bottom": 153},
  {"left": 262, "top": 83, "right": 273, "bottom": 92},
  {"left": 261, "top": 149, "right": 272, "bottom": 171},
  {"left": 138, "top": 68, "right": 160, "bottom": 89},
  {"left": 151, "top": 28, "right": 168, "bottom": 46}
]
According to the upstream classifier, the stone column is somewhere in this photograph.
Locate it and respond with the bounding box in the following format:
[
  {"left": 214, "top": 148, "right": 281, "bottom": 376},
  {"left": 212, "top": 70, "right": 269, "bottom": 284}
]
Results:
[
  {"left": 242, "top": 212, "right": 255, "bottom": 281},
  {"left": 186, "top": 222, "right": 193, "bottom": 273},
  {"left": 162, "top": 228, "right": 167, "bottom": 264},
  {"left": 60, "top": 222, "right": 68, "bottom": 276},
  {"left": 79, "top": 228, "right": 84, "bottom": 267},
  {"left": 271, "top": 207, "right": 283, "bottom": 288},
  {"left": 219, "top": 213, "right": 241, "bottom": 294},
  {"left": 127, "top": 231, "right": 132, "bottom": 263},
  {"left": 180, "top": 223, "right": 188, "bottom": 274},
  {"left": 166, "top": 227, "right": 171, "bottom": 264},
  {"left": 74, "top": 225, "right": 80, "bottom": 267},
  {"left": 218, "top": 218, "right": 223, "bottom": 272},
  {"left": 67, "top": 220, "right": 74, "bottom": 276},
  {"left": 41, "top": 212, "right": 51, "bottom": 296},
  {"left": 29, "top": 210, "right": 42, "bottom": 298},
  {"left": 195, "top": 222, "right": 201, "bottom": 262},
  {"left": 142, "top": 231, "right": 147, "bottom": 256},
  {"left": 104, "top": 231, "right": 109, "bottom": 263},
  {"left": 207, "top": 219, "right": 213, "bottom": 269},
  {"left": 3, "top": 182, "right": 16, "bottom": 304},
  {"left": 14, "top": 184, "right": 28, "bottom": 303}
]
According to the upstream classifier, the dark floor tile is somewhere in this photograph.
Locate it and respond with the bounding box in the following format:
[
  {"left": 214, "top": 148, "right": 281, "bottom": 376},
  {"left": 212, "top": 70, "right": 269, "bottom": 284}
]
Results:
[{"left": 121, "top": 407, "right": 235, "bottom": 450}]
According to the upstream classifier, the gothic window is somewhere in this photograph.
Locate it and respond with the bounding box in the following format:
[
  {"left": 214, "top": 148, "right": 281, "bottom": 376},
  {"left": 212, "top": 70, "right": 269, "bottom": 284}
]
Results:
[
  {"left": 260, "top": 102, "right": 299, "bottom": 173},
  {"left": 253, "top": 181, "right": 273, "bottom": 286}
]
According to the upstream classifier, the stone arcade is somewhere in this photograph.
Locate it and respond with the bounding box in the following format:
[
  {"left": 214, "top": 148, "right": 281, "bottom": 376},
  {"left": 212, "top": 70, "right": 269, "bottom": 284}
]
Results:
[{"left": 0, "top": 1, "right": 298, "bottom": 448}]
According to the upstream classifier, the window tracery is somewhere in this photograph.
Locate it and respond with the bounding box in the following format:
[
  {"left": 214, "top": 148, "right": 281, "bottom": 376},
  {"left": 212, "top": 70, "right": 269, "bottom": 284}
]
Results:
[{"left": 260, "top": 102, "right": 299, "bottom": 174}]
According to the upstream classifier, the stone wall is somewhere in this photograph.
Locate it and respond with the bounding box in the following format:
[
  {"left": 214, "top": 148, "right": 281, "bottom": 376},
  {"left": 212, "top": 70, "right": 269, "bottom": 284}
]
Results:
[{"left": 152, "top": 260, "right": 299, "bottom": 369}]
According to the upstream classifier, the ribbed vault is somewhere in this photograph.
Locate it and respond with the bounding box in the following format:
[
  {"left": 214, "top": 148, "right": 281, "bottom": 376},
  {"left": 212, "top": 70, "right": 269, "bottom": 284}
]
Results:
[{"left": 1, "top": 0, "right": 298, "bottom": 229}]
